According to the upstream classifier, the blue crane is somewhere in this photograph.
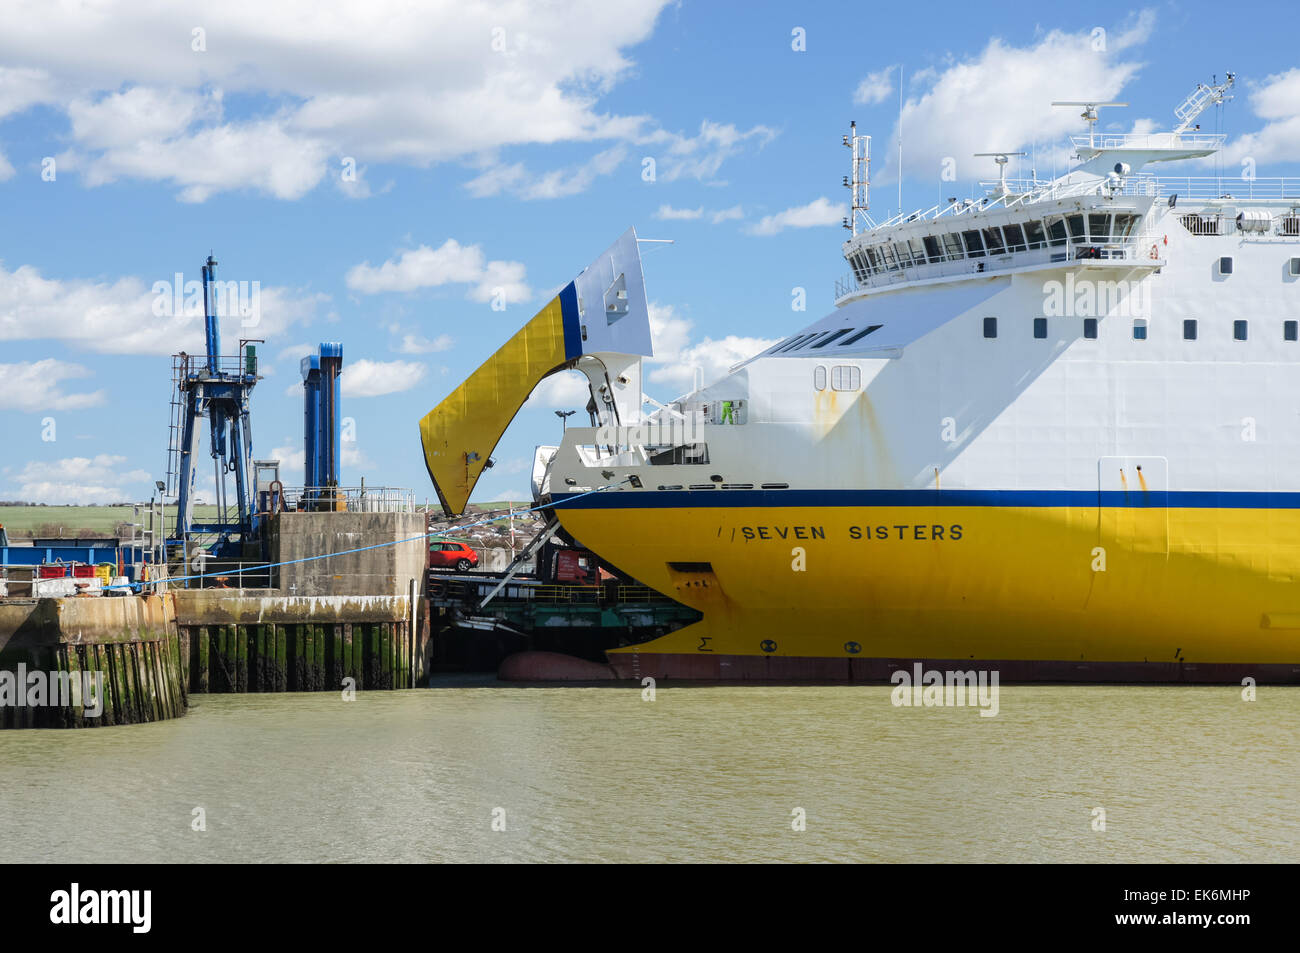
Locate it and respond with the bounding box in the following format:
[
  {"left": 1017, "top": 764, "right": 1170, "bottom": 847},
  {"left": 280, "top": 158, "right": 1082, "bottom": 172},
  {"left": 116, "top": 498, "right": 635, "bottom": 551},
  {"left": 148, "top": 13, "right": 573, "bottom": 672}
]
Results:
[{"left": 168, "top": 255, "right": 261, "bottom": 559}]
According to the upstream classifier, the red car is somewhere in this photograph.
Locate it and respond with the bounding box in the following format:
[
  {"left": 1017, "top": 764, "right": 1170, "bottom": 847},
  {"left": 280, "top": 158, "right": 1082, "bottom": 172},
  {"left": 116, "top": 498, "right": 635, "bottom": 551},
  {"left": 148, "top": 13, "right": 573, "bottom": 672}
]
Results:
[{"left": 429, "top": 540, "right": 479, "bottom": 572}]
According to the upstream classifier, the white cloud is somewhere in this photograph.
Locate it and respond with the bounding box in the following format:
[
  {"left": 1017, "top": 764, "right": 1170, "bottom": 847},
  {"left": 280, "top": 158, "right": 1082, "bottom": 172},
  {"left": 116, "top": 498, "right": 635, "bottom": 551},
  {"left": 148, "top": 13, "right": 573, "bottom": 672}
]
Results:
[
  {"left": 647, "top": 120, "right": 777, "bottom": 183},
  {"left": 0, "top": 65, "right": 51, "bottom": 120},
  {"left": 0, "top": 147, "right": 13, "bottom": 181},
  {"left": 268, "top": 439, "right": 373, "bottom": 486},
  {"left": 871, "top": 14, "right": 1154, "bottom": 184},
  {"left": 654, "top": 204, "right": 703, "bottom": 220},
  {"left": 0, "top": 261, "right": 325, "bottom": 355},
  {"left": 66, "top": 86, "right": 217, "bottom": 151},
  {"left": 341, "top": 358, "right": 426, "bottom": 397},
  {"left": 1218, "top": 68, "right": 1300, "bottom": 167},
  {"left": 334, "top": 162, "right": 390, "bottom": 200},
  {"left": 645, "top": 302, "right": 777, "bottom": 392},
  {"left": 854, "top": 66, "right": 896, "bottom": 106},
  {"left": 526, "top": 370, "right": 591, "bottom": 408},
  {"left": 277, "top": 342, "right": 315, "bottom": 362},
  {"left": 343, "top": 444, "right": 375, "bottom": 471},
  {"left": 3, "top": 454, "right": 151, "bottom": 505},
  {"left": 485, "top": 489, "right": 529, "bottom": 502},
  {"left": 465, "top": 146, "right": 627, "bottom": 200},
  {"left": 648, "top": 335, "right": 778, "bottom": 392},
  {"left": 495, "top": 456, "right": 532, "bottom": 475},
  {"left": 270, "top": 444, "right": 308, "bottom": 485},
  {"left": 648, "top": 302, "right": 692, "bottom": 358},
  {"left": 746, "top": 197, "right": 843, "bottom": 236},
  {"left": 345, "top": 239, "right": 531, "bottom": 303},
  {"left": 69, "top": 120, "right": 330, "bottom": 203},
  {"left": 397, "top": 333, "right": 454, "bottom": 354},
  {"left": 0, "top": 359, "right": 105, "bottom": 411},
  {"left": 655, "top": 204, "right": 745, "bottom": 224},
  {"left": 0, "top": 1, "right": 677, "bottom": 201}
]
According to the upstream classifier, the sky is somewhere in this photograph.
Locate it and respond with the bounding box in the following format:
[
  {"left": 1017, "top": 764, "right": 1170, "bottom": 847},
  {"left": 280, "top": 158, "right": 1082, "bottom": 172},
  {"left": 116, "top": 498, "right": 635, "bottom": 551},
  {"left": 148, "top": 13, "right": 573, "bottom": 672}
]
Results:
[{"left": 2, "top": 0, "right": 1298, "bottom": 507}]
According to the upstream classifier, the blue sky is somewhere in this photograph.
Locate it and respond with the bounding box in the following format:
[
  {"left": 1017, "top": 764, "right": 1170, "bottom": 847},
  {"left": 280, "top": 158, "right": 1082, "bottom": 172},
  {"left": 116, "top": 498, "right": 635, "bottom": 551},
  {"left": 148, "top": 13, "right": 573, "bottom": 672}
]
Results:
[{"left": 2, "top": 0, "right": 1298, "bottom": 506}]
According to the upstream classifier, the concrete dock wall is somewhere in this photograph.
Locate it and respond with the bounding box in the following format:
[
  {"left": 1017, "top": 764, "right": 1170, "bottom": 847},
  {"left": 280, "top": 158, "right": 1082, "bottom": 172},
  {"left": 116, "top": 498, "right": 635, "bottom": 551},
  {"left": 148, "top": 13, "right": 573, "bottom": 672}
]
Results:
[
  {"left": 172, "top": 592, "right": 428, "bottom": 692},
  {"left": 0, "top": 595, "right": 185, "bottom": 728},
  {"left": 270, "top": 511, "right": 427, "bottom": 597},
  {"left": 0, "top": 510, "right": 434, "bottom": 726}
]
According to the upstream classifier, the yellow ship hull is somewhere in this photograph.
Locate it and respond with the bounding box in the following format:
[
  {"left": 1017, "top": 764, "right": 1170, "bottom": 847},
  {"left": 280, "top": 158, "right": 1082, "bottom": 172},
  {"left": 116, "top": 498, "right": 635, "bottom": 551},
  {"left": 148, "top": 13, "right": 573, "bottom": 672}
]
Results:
[{"left": 554, "top": 499, "right": 1300, "bottom": 682}]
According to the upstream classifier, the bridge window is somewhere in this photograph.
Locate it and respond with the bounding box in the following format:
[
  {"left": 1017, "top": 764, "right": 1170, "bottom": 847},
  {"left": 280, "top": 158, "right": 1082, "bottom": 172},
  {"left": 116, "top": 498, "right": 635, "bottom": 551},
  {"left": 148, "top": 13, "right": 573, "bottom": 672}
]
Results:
[
  {"left": 941, "top": 233, "right": 964, "bottom": 260},
  {"left": 1083, "top": 318, "right": 1098, "bottom": 339},
  {"left": 1024, "top": 220, "right": 1047, "bottom": 249},
  {"left": 1234, "top": 320, "right": 1248, "bottom": 341},
  {"left": 922, "top": 235, "right": 942, "bottom": 262},
  {"left": 1088, "top": 213, "right": 1111, "bottom": 242},
  {"left": 1046, "top": 217, "right": 1068, "bottom": 246},
  {"left": 850, "top": 253, "right": 869, "bottom": 283},
  {"left": 983, "top": 317, "right": 998, "bottom": 339},
  {"left": 1033, "top": 317, "right": 1047, "bottom": 339},
  {"left": 1066, "top": 214, "right": 1086, "bottom": 241},
  {"left": 1114, "top": 214, "right": 1139, "bottom": 239},
  {"left": 1183, "top": 319, "right": 1197, "bottom": 340},
  {"left": 814, "top": 365, "right": 827, "bottom": 390},
  {"left": 962, "top": 230, "right": 985, "bottom": 257},
  {"left": 982, "top": 227, "right": 1005, "bottom": 255},
  {"left": 1003, "top": 223, "right": 1025, "bottom": 252},
  {"left": 1133, "top": 318, "right": 1148, "bottom": 340}
]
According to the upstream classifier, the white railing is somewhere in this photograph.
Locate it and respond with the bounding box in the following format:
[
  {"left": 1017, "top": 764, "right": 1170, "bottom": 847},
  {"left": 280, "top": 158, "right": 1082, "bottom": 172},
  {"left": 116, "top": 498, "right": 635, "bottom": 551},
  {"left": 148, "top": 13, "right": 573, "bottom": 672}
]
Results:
[
  {"left": 863, "top": 173, "right": 1300, "bottom": 238},
  {"left": 1001, "top": 174, "right": 1300, "bottom": 203},
  {"left": 835, "top": 236, "right": 1160, "bottom": 300},
  {"left": 1070, "top": 132, "right": 1226, "bottom": 153},
  {"left": 275, "top": 485, "right": 416, "bottom": 513}
]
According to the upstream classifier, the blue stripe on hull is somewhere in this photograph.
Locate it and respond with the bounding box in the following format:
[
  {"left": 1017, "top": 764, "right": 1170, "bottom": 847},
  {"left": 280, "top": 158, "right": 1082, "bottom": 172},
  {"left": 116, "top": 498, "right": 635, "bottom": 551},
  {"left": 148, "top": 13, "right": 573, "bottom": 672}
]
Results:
[{"left": 553, "top": 488, "right": 1300, "bottom": 510}]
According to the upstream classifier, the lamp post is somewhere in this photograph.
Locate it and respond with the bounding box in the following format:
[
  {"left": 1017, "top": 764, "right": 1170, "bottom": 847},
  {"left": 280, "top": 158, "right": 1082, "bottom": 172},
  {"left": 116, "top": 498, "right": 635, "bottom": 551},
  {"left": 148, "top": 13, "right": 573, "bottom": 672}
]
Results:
[
  {"left": 155, "top": 480, "right": 166, "bottom": 574},
  {"left": 554, "top": 409, "right": 576, "bottom": 433}
]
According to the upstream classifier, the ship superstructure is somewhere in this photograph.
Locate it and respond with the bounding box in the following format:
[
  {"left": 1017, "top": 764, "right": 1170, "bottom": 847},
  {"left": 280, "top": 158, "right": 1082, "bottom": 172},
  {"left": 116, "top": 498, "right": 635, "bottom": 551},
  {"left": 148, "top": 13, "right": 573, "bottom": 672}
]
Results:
[{"left": 421, "top": 75, "right": 1300, "bottom": 681}]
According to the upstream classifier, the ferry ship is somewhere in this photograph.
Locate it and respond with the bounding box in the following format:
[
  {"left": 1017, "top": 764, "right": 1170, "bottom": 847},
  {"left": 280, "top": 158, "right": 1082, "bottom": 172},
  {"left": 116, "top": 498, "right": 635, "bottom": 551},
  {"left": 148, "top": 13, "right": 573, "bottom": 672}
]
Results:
[{"left": 421, "top": 75, "right": 1300, "bottom": 682}]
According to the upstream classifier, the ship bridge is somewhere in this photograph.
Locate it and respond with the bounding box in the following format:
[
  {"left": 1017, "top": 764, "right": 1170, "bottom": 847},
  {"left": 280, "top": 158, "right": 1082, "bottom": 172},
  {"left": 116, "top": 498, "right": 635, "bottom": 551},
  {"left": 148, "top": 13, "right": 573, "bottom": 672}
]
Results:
[{"left": 831, "top": 74, "right": 1300, "bottom": 305}]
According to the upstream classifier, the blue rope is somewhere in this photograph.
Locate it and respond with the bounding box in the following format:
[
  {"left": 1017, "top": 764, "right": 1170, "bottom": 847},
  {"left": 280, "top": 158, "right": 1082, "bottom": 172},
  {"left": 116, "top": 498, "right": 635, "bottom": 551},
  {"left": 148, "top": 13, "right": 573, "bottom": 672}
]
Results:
[{"left": 110, "top": 480, "right": 628, "bottom": 593}]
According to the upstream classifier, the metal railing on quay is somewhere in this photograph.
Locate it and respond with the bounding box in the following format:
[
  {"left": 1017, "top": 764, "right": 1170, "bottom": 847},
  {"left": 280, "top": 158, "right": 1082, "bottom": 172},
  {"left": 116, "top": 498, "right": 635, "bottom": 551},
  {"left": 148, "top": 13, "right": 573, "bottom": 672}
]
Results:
[{"left": 277, "top": 485, "right": 416, "bottom": 513}]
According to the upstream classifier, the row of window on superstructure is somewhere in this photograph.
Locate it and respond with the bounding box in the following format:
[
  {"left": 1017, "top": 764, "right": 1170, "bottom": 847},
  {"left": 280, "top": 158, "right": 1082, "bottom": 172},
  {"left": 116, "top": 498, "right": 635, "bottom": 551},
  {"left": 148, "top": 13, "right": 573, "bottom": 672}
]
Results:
[
  {"left": 848, "top": 212, "right": 1142, "bottom": 282},
  {"left": 769, "top": 323, "right": 883, "bottom": 354},
  {"left": 982, "top": 316, "right": 1300, "bottom": 342}
]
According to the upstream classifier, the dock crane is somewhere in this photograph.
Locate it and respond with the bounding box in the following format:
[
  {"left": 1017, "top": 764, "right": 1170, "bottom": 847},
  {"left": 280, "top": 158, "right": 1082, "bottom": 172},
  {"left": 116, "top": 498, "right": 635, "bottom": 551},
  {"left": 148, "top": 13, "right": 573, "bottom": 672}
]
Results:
[{"left": 166, "top": 255, "right": 263, "bottom": 561}]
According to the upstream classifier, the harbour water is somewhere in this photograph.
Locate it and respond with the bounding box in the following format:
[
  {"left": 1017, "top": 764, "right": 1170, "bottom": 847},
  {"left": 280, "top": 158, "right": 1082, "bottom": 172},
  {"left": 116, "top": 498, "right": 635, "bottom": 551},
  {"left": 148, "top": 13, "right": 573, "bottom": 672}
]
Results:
[{"left": 2, "top": 679, "right": 1296, "bottom": 863}]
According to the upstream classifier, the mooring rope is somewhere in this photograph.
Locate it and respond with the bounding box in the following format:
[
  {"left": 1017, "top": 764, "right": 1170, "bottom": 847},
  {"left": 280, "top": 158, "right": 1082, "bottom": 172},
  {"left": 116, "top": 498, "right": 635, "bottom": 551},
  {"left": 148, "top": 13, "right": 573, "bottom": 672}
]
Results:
[{"left": 109, "top": 479, "right": 630, "bottom": 593}]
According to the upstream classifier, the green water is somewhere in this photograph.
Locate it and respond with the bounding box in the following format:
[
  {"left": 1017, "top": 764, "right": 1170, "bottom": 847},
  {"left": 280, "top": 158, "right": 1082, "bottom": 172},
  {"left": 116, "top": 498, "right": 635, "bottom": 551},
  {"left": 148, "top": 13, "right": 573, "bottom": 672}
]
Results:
[{"left": 2, "top": 680, "right": 1296, "bottom": 863}]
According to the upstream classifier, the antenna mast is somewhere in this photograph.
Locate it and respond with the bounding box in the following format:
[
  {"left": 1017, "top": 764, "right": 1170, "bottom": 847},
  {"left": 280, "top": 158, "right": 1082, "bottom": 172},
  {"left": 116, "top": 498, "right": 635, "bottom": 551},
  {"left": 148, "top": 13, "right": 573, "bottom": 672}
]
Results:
[
  {"left": 974, "top": 152, "right": 1027, "bottom": 196},
  {"left": 1172, "top": 72, "right": 1235, "bottom": 135},
  {"left": 842, "top": 121, "right": 871, "bottom": 236},
  {"left": 1051, "top": 100, "right": 1128, "bottom": 148}
]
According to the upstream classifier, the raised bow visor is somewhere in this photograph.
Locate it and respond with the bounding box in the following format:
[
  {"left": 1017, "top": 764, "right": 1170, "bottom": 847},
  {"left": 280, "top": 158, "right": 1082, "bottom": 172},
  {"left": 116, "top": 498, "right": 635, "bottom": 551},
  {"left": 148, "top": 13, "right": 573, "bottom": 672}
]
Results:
[{"left": 418, "top": 228, "right": 653, "bottom": 516}]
